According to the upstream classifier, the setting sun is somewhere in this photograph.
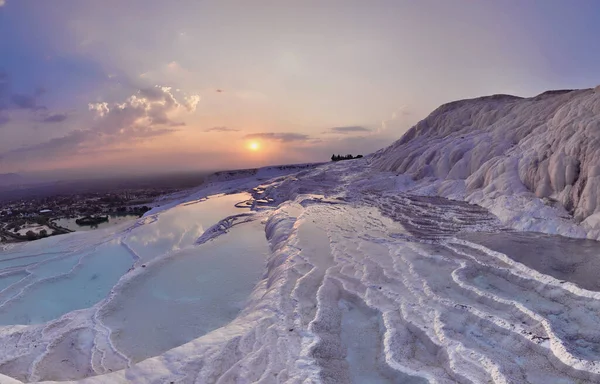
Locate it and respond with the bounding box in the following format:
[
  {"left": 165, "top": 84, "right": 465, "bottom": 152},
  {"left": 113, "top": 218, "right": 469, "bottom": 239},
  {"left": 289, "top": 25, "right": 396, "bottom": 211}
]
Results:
[{"left": 248, "top": 141, "right": 260, "bottom": 151}]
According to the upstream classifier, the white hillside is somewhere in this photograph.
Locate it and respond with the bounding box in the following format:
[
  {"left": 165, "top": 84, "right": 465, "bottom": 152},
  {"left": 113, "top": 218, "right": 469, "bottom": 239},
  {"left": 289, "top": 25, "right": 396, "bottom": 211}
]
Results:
[{"left": 373, "top": 87, "right": 600, "bottom": 238}]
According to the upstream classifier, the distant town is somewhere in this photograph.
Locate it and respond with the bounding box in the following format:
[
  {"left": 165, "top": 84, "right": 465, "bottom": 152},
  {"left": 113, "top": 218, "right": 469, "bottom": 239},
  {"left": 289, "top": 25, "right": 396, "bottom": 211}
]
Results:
[
  {"left": 0, "top": 172, "right": 210, "bottom": 243},
  {"left": 0, "top": 189, "right": 161, "bottom": 242},
  {"left": 0, "top": 164, "right": 328, "bottom": 244}
]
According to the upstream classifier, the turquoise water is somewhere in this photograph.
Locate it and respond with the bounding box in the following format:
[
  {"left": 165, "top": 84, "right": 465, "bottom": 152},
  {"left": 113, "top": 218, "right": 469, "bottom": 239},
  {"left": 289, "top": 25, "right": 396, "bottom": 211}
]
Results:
[{"left": 101, "top": 219, "right": 268, "bottom": 362}]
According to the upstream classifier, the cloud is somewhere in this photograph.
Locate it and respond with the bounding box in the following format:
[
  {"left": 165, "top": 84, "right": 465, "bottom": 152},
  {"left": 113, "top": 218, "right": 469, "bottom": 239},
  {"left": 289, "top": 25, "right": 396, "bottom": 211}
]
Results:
[
  {"left": 378, "top": 106, "right": 411, "bottom": 133},
  {"left": 0, "top": 73, "right": 46, "bottom": 111},
  {"left": 244, "top": 132, "right": 310, "bottom": 142},
  {"left": 167, "top": 61, "right": 180, "bottom": 71},
  {"left": 88, "top": 102, "right": 109, "bottom": 116},
  {"left": 9, "top": 129, "right": 95, "bottom": 155},
  {"left": 0, "top": 1, "right": 5, "bottom": 7},
  {"left": 329, "top": 125, "right": 371, "bottom": 134},
  {"left": 204, "top": 126, "right": 240, "bottom": 132},
  {"left": 183, "top": 95, "right": 200, "bottom": 111},
  {"left": 138, "top": 87, "right": 175, "bottom": 102},
  {"left": 41, "top": 112, "right": 68, "bottom": 123},
  {"left": 6, "top": 126, "right": 178, "bottom": 161},
  {"left": 88, "top": 85, "right": 199, "bottom": 134},
  {"left": 10, "top": 93, "right": 46, "bottom": 110},
  {"left": 0, "top": 72, "right": 66, "bottom": 128},
  {"left": 3, "top": 85, "right": 197, "bottom": 162}
]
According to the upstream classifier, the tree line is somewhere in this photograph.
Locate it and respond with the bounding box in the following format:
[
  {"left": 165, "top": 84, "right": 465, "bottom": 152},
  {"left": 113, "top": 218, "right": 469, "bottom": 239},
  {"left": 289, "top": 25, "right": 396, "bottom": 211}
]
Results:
[{"left": 331, "top": 154, "right": 363, "bottom": 162}]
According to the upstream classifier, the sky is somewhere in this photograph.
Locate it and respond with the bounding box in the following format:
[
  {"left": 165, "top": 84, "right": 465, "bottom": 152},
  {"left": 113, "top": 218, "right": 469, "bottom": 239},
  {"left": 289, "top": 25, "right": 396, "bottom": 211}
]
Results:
[{"left": 1, "top": 0, "right": 600, "bottom": 178}]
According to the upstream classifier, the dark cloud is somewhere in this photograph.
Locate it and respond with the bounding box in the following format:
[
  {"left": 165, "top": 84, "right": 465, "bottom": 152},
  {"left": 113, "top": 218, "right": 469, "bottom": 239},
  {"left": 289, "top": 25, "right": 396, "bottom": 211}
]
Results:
[
  {"left": 0, "top": 72, "right": 53, "bottom": 116},
  {"left": 10, "top": 93, "right": 46, "bottom": 110},
  {"left": 9, "top": 130, "right": 94, "bottom": 155},
  {"left": 204, "top": 126, "right": 240, "bottom": 132},
  {"left": 0, "top": 72, "right": 47, "bottom": 113},
  {"left": 42, "top": 112, "right": 68, "bottom": 123},
  {"left": 329, "top": 126, "right": 371, "bottom": 134},
  {"left": 244, "top": 132, "right": 310, "bottom": 142},
  {"left": 6, "top": 126, "right": 178, "bottom": 160},
  {"left": 10, "top": 94, "right": 35, "bottom": 109},
  {"left": 0, "top": 114, "right": 9, "bottom": 126}
]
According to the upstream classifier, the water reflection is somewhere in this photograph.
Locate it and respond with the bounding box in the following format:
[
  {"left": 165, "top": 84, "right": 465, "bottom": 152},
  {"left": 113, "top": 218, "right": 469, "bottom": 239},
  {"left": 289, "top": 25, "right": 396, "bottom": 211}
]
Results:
[
  {"left": 460, "top": 231, "right": 600, "bottom": 291},
  {"left": 124, "top": 193, "right": 250, "bottom": 261},
  {"left": 101, "top": 219, "right": 268, "bottom": 362},
  {"left": 53, "top": 214, "right": 140, "bottom": 231}
]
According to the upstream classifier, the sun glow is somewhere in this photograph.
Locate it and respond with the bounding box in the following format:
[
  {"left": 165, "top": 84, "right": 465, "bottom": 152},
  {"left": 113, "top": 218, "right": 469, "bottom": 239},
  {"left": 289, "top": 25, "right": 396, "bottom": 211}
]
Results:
[{"left": 248, "top": 141, "right": 260, "bottom": 151}]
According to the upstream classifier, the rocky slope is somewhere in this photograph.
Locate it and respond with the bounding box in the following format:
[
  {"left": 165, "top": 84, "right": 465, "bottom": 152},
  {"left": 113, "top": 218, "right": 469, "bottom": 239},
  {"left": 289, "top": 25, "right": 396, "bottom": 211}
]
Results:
[{"left": 373, "top": 87, "right": 600, "bottom": 238}]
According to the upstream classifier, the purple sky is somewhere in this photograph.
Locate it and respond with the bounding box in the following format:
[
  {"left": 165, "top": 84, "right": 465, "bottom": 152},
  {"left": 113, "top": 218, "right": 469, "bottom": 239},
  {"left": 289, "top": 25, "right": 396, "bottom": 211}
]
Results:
[{"left": 1, "top": 0, "right": 599, "bottom": 176}]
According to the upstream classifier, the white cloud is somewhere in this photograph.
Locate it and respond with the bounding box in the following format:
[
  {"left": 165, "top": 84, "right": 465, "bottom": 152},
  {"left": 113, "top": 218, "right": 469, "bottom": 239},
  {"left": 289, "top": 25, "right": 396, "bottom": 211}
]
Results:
[
  {"left": 88, "top": 102, "right": 109, "bottom": 117},
  {"left": 0, "top": 1, "right": 6, "bottom": 7},
  {"left": 167, "top": 61, "right": 180, "bottom": 71},
  {"left": 183, "top": 95, "right": 200, "bottom": 111},
  {"left": 378, "top": 106, "right": 411, "bottom": 133},
  {"left": 88, "top": 85, "right": 199, "bottom": 134}
]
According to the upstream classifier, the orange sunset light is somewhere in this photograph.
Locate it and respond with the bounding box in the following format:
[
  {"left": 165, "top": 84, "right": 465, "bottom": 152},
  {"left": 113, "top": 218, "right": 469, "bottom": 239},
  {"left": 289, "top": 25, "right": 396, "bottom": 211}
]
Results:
[{"left": 248, "top": 141, "right": 260, "bottom": 151}]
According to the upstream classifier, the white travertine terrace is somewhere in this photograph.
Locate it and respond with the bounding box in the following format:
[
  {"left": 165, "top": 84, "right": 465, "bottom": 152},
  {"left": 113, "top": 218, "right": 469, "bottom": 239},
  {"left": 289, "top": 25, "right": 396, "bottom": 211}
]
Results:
[
  {"left": 2, "top": 90, "right": 600, "bottom": 383},
  {"left": 373, "top": 88, "right": 600, "bottom": 238}
]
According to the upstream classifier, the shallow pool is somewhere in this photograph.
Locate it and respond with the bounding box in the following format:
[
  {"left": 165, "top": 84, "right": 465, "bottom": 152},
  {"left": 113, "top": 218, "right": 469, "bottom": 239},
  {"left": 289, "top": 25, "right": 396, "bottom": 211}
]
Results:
[
  {"left": 0, "top": 193, "right": 256, "bottom": 327},
  {"left": 100, "top": 219, "right": 269, "bottom": 362}
]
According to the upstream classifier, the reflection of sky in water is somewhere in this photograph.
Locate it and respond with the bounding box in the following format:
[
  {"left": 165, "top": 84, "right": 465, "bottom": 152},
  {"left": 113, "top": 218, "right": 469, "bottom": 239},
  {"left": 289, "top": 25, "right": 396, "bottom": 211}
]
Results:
[
  {"left": 460, "top": 231, "right": 600, "bottom": 291},
  {"left": 101, "top": 219, "right": 268, "bottom": 363},
  {"left": 0, "top": 244, "right": 133, "bottom": 325},
  {"left": 53, "top": 215, "right": 140, "bottom": 232},
  {"left": 124, "top": 193, "right": 249, "bottom": 261}
]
